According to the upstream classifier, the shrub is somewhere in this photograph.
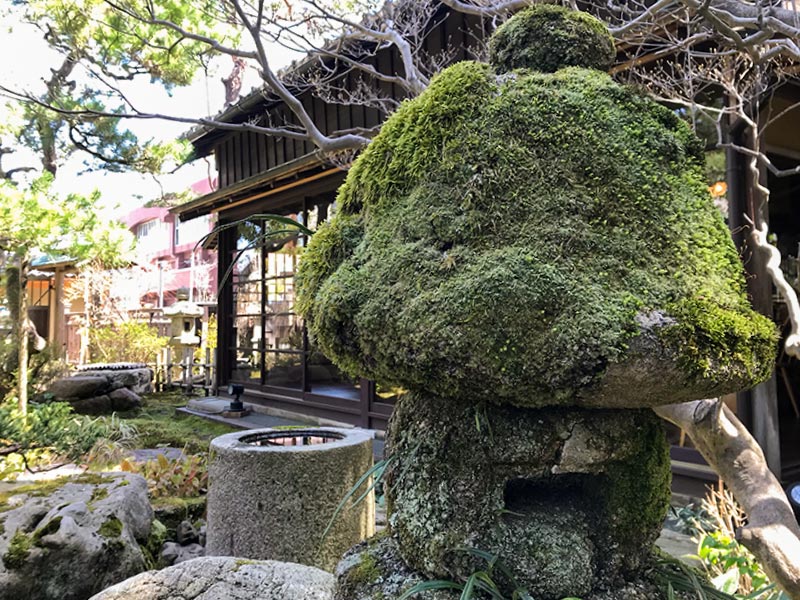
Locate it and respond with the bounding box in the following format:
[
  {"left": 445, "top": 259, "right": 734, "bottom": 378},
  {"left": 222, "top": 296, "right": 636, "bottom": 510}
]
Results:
[
  {"left": 0, "top": 400, "right": 132, "bottom": 479},
  {"left": 120, "top": 453, "right": 207, "bottom": 498},
  {"left": 89, "top": 321, "right": 167, "bottom": 364},
  {"left": 689, "top": 484, "right": 789, "bottom": 599}
]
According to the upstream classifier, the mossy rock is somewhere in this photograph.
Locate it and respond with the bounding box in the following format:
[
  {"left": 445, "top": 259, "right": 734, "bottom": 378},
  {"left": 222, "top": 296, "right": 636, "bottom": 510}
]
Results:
[
  {"left": 152, "top": 496, "right": 206, "bottom": 538},
  {"left": 0, "top": 473, "right": 153, "bottom": 600},
  {"left": 297, "top": 10, "right": 776, "bottom": 409},
  {"left": 383, "top": 392, "right": 671, "bottom": 598}
]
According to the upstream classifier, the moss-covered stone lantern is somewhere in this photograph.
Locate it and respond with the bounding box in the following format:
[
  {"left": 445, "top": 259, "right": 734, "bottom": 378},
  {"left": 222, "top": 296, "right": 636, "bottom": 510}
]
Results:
[{"left": 297, "top": 6, "right": 777, "bottom": 599}]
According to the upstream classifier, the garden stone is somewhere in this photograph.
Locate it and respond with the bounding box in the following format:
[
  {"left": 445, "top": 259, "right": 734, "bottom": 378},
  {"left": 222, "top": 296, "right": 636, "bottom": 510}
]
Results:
[
  {"left": 69, "top": 394, "right": 113, "bottom": 414},
  {"left": 173, "top": 543, "right": 205, "bottom": 564},
  {"left": 109, "top": 387, "right": 143, "bottom": 411},
  {"left": 80, "top": 367, "right": 152, "bottom": 395},
  {"left": 0, "top": 473, "right": 153, "bottom": 600},
  {"left": 160, "top": 540, "right": 205, "bottom": 565},
  {"left": 160, "top": 541, "right": 181, "bottom": 565},
  {"left": 90, "top": 556, "right": 335, "bottom": 600},
  {"left": 335, "top": 535, "right": 693, "bottom": 600},
  {"left": 176, "top": 519, "right": 198, "bottom": 545},
  {"left": 47, "top": 374, "right": 109, "bottom": 400}
]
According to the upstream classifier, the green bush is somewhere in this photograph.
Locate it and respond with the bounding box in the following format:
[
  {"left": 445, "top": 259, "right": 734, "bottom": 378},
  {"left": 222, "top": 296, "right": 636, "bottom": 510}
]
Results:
[
  {"left": 0, "top": 400, "right": 116, "bottom": 479},
  {"left": 688, "top": 485, "right": 789, "bottom": 599},
  {"left": 90, "top": 321, "right": 167, "bottom": 364}
]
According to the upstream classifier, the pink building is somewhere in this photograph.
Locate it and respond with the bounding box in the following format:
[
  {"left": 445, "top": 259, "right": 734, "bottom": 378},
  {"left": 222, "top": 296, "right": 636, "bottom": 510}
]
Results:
[{"left": 123, "top": 179, "right": 218, "bottom": 306}]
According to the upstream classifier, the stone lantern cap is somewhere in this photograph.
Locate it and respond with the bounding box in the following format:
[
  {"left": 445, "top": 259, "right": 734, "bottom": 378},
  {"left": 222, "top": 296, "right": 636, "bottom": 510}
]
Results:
[
  {"left": 296, "top": 6, "right": 778, "bottom": 409},
  {"left": 164, "top": 300, "right": 204, "bottom": 319}
]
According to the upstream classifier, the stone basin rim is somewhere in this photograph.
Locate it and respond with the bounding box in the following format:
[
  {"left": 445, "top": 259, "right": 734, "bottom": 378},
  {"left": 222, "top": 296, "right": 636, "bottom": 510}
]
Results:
[{"left": 211, "top": 426, "right": 374, "bottom": 453}]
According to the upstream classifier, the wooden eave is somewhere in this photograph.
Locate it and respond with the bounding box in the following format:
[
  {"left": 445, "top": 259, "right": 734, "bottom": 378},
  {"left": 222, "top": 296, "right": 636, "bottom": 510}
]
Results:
[{"left": 173, "top": 152, "right": 341, "bottom": 221}]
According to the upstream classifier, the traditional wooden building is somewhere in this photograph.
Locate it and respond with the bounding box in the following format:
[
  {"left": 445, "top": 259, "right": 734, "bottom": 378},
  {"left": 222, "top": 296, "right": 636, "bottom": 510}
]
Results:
[
  {"left": 178, "top": 7, "right": 487, "bottom": 431},
  {"left": 177, "top": 5, "right": 800, "bottom": 488}
]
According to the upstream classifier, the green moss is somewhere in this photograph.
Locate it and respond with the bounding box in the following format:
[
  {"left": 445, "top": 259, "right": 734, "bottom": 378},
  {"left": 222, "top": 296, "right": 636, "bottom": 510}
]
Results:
[
  {"left": 89, "top": 486, "right": 109, "bottom": 506},
  {"left": 152, "top": 495, "right": 206, "bottom": 536},
  {"left": 0, "top": 479, "right": 68, "bottom": 512},
  {"left": 123, "top": 391, "right": 235, "bottom": 454},
  {"left": 32, "top": 516, "right": 63, "bottom": 546},
  {"left": 297, "top": 39, "right": 776, "bottom": 407},
  {"left": 2, "top": 530, "right": 32, "bottom": 569},
  {"left": 348, "top": 552, "right": 382, "bottom": 586},
  {"left": 602, "top": 415, "right": 672, "bottom": 563},
  {"left": 73, "top": 473, "right": 114, "bottom": 486},
  {"left": 0, "top": 475, "right": 119, "bottom": 514},
  {"left": 232, "top": 558, "right": 257, "bottom": 572},
  {"left": 489, "top": 6, "right": 615, "bottom": 73},
  {"left": 99, "top": 516, "right": 123, "bottom": 538},
  {"left": 660, "top": 296, "right": 778, "bottom": 384},
  {"left": 142, "top": 519, "right": 168, "bottom": 569}
]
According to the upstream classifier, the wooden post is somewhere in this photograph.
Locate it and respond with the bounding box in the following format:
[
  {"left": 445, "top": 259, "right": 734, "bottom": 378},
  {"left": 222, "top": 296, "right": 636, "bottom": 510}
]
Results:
[
  {"left": 166, "top": 346, "right": 173, "bottom": 389},
  {"left": 181, "top": 348, "right": 190, "bottom": 395},
  {"left": 155, "top": 350, "right": 161, "bottom": 392},
  {"left": 753, "top": 374, "right": 782, "bottom": 475},
  {"left": 52, "top": 267, "right": 66, "bottom": 358},
  {"left": 211, "top": 348, "right": 219, "bottom": 396},
  {"left": 204, "top": 355, "right": 209, "bottom": 395}
]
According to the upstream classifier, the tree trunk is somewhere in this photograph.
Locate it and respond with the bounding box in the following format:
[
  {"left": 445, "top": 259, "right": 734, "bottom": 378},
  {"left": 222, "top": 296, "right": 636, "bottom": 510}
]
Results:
[
  {"left": 17, "top": 255, "right": 29, "bottom": 416},
  {"left": 655, "top": 400, "right": 800, "bottom": 598}
]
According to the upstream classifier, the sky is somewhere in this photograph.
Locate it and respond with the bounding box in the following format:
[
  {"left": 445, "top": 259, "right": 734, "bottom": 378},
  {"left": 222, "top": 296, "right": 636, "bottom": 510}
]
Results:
[{"left": 0, "top": 11, "right": 299, "bottom": 218}]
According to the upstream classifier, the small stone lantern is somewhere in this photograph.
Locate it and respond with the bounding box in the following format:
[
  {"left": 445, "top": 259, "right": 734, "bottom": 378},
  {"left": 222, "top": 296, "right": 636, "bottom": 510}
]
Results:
[
  {"left": 164, "top": 292, "right": 203, "bottom": 394},
  {"left": 164, "top": 293, "right": 203, "bottom": 348}
]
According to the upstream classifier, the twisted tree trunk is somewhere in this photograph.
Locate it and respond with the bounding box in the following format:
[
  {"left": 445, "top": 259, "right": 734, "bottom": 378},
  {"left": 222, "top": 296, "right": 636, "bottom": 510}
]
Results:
[{"left": 655, "top": 399, "right": 800, "bottom": 599}]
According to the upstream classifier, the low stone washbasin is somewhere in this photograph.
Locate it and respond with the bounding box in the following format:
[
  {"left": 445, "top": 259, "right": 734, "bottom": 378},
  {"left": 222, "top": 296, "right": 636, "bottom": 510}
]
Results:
[{"left": 206, "top": 427, "right": 375, "bottom": 571}]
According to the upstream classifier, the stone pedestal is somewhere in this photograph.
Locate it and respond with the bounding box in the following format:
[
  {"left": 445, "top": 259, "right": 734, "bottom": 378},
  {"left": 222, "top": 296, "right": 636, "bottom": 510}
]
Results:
[
  {"left": 206, "top": 427, "right": 375, "bottom": 571},
  {"left": 382, "top": 393, "right": 671, "bottom": 599}
]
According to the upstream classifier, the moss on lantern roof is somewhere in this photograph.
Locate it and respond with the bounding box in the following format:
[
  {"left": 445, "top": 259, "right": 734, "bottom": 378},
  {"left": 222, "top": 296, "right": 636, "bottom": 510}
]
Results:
[
  {"left": 489, "top": 5, "right": 616, "bottom": 74},
  {"left": 296, "top": 11, "right": 776, "bottom": 408}
]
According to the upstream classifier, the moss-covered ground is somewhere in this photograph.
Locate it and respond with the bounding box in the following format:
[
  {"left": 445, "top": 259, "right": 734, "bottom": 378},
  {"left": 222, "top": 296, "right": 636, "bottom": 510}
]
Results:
[{"left": 118, "top": 390, "right": 236, "bottom": 455}]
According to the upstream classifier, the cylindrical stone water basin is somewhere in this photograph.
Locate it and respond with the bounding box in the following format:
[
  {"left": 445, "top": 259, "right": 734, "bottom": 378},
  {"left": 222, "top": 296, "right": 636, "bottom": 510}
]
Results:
[{"left": 206, "top": 427, "right": 375, "bottom": 571}]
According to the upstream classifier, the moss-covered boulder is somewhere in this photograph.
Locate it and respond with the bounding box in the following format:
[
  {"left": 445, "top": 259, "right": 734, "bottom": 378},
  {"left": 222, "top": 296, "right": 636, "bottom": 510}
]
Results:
[
  {"left": 297, "top": 8, "right": 776, "bottom": 410},
  {"left": 383, "top": 392, "right": 670, "bottom": 598},
  {"left": 0, "top": 473, "right": 153, "bottom": 600},
  {"left": 489, "top": 5, "right": 616, "bottom": 73}
]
